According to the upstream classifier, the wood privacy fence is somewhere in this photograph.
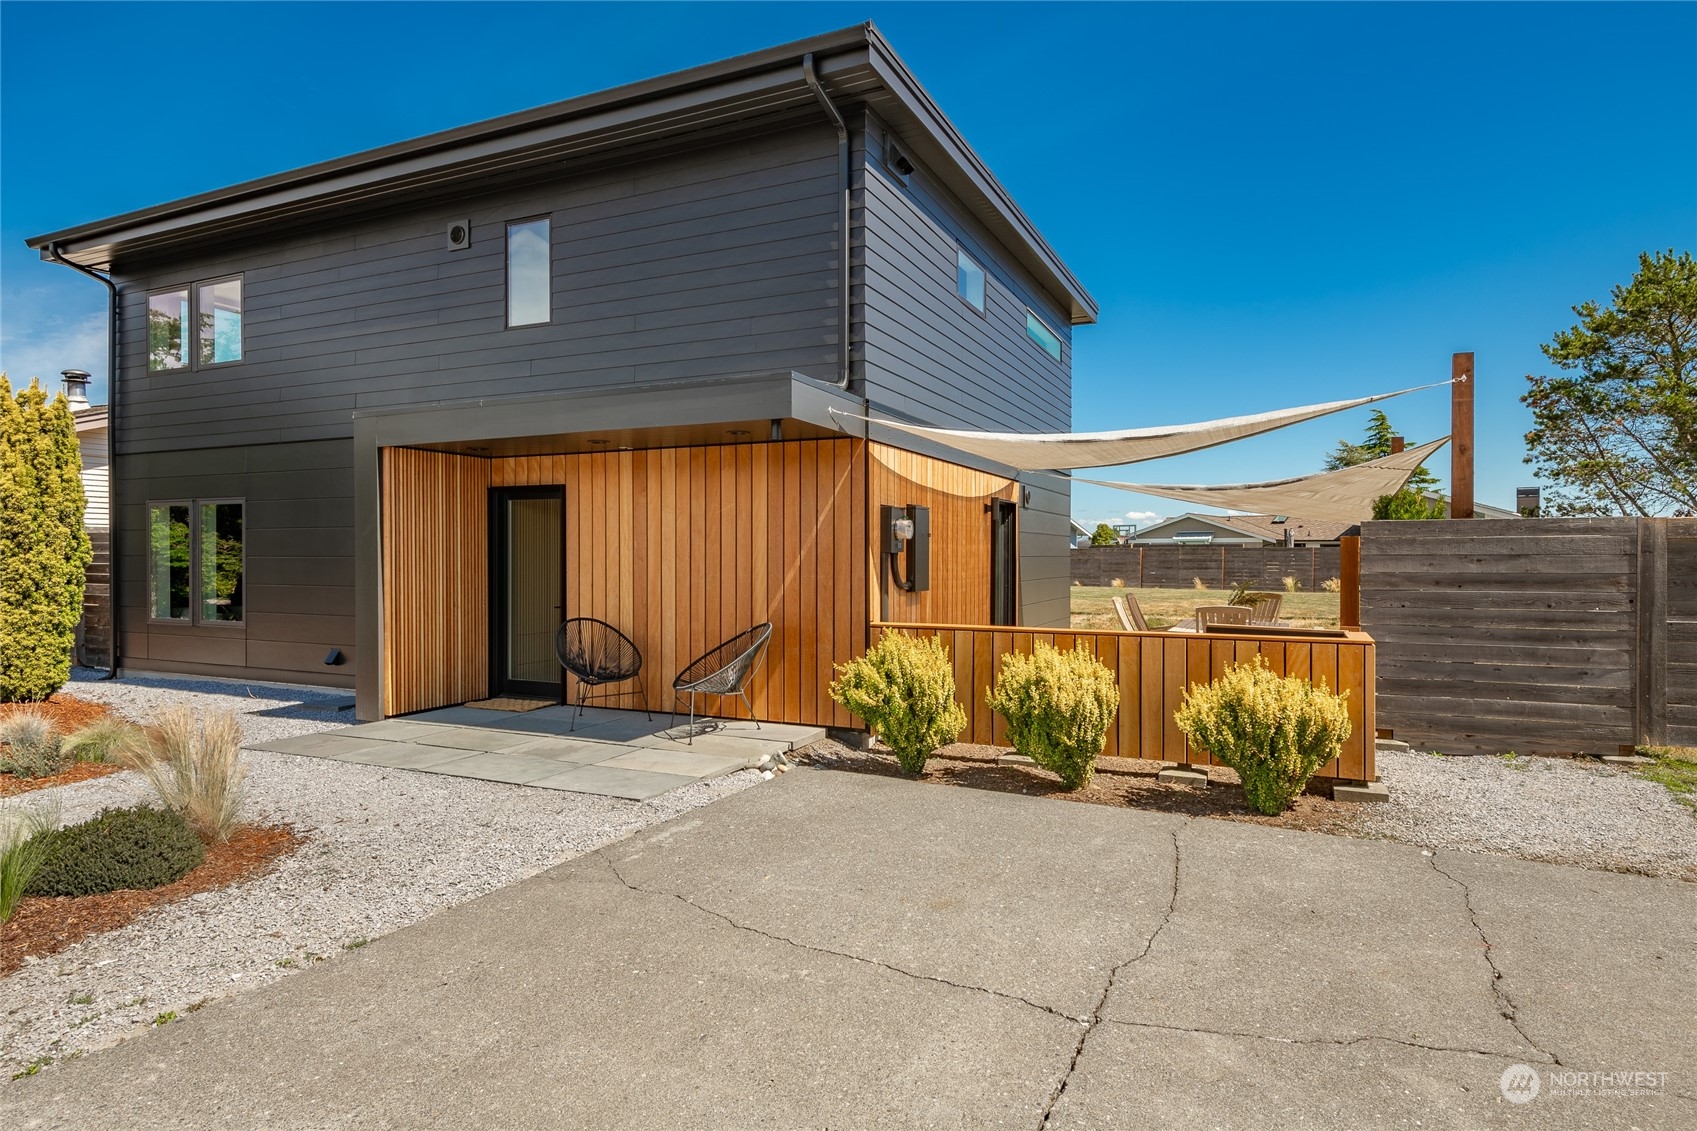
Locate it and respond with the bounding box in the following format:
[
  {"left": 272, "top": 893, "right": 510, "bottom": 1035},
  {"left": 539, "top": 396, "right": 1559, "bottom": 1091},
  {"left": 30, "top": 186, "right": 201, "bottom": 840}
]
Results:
[
  {"left": 1072, "top": 545, "right": 1342, "bottom": 590},
  {"left": 872, "top": 622, "right": 1377, "bottom": 781},
  {"left": 1361, "top": 517, "right": 1696, "bottom": 755}
]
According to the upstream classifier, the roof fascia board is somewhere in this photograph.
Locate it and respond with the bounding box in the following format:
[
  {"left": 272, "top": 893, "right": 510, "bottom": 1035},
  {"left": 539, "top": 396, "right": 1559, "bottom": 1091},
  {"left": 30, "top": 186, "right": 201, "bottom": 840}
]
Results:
[{"left": 29, "top": 24, "right": 871, "bottom": 259}]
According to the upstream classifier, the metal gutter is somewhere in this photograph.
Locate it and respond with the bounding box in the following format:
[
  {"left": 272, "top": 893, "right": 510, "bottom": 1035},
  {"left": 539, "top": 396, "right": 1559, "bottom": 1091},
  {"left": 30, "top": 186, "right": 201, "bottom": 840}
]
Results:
[{"left": 44, "top": 243, "right": 120, "bottom": 678}]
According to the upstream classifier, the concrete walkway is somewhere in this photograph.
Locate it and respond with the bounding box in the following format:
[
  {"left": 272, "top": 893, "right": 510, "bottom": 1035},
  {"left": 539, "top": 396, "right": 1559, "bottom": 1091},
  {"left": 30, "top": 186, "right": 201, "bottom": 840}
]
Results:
[
  {"left": 7, "top": 771, "right": 1693, "bottom": 1129},
  {"left": 249, "top": 705, "right": 823, "bottom": 799}
]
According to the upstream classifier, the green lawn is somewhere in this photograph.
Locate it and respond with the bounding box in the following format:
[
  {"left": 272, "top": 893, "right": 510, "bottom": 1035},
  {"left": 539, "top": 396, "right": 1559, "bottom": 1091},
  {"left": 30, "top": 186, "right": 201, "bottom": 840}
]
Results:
[{"left": 1070, "top": 586, "right": 1341, "bottom": 631}]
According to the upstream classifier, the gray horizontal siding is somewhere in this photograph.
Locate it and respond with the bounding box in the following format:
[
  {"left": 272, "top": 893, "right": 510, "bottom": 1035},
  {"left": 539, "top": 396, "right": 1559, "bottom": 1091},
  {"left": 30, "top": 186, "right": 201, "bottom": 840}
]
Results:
[
  {"left": 112, "top": 127, "right": 842, "bottom": 454},
  {"left": 854, "top": 115, "right": 1072, "bottom": 434},
  {"left": 117, "top": 439, "right": 355, "bottom": 687}
]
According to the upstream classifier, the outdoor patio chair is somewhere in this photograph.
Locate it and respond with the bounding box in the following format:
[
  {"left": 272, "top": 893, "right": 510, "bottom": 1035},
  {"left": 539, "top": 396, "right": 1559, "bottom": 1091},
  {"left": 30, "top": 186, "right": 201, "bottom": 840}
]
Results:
[
  {"left": 670, "top": 622, "right": 774, "bottom": 743},
  {"left": 554, "top": 618, "right": 650, "bottom": 732},
  {"left": 1195, "top": 604, "right": 1254, "bottom": 631},
  {"left": 1248, "top": 594, "right": 1284, "bottom": 624},
  {"left": 1112, "top": 593, "right": 1150, "bottom": 632}
]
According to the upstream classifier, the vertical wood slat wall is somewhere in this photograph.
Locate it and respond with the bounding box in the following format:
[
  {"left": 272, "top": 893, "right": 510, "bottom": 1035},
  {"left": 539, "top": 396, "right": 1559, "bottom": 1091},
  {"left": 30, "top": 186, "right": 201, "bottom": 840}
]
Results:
[
  {"left": 867, "top": 442, "right": 1018, "bottom": 625},
  {"left": 490, "top": 439, "right": 867, "bottom": 727},
  {"left": 873, "top": 623, "right": 1378, "bottom": 781},
  {"left": 381, "top": 448, "right": 490, "bottom": 716}
]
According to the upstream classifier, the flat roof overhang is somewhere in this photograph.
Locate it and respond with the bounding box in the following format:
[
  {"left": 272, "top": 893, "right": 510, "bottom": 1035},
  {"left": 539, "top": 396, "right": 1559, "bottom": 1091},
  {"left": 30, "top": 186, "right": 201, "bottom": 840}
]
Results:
[
  {"left": 28, "top": 24, "right": 1096, "bottom": 325},
  {"left": 352, "top": 370, "right": 865, "bottom": 454}
]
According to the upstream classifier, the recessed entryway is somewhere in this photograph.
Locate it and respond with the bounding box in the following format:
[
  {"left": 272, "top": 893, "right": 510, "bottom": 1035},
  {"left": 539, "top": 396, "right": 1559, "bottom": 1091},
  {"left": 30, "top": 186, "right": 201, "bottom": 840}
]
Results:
[{"left": 250, "top": 706, "right": 822, "bottom": 799}]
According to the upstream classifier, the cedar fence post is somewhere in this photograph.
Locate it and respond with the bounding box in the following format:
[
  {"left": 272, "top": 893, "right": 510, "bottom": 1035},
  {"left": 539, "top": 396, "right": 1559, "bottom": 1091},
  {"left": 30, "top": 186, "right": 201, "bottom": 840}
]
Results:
[{"left": 1339, "top": 535, "right": 1361, "bottom": 630}]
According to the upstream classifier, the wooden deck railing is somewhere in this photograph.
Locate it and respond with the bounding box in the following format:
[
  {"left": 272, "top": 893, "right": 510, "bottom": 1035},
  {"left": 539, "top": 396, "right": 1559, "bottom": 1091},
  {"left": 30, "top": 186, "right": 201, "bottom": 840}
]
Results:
[{"left": 871, "top": 623, "right": 1377, "bottom": 782}]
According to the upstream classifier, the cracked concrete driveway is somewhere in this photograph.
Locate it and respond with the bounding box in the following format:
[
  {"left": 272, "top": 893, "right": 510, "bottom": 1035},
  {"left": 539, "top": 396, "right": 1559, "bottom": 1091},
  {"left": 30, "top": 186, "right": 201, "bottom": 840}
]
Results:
[{"left": 5, "top": 770, "right": 1693, "bottom": 1130}]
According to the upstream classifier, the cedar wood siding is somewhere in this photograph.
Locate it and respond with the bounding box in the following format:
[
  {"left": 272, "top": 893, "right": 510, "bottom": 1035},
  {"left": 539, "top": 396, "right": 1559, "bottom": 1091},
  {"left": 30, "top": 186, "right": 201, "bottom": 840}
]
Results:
[{"left": 855, "top": 112, "right": 1075, "bottom": 628}]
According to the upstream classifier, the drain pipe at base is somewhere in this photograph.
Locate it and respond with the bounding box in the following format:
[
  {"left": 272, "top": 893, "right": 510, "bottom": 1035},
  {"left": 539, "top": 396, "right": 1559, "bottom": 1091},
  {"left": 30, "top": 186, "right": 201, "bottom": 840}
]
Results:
[{"left": 45, "top": 242, "right": 120, "bottom": 679}]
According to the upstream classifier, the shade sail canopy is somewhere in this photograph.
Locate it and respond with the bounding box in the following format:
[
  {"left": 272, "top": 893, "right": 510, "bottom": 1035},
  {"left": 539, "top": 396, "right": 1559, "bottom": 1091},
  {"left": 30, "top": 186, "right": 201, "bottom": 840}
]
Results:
[
  {"left": 832, "top": 382, "right": 1448, "bottom": 471},
  {"left": 1078, "top": 437, "right": 1451, "bottom": 525}
]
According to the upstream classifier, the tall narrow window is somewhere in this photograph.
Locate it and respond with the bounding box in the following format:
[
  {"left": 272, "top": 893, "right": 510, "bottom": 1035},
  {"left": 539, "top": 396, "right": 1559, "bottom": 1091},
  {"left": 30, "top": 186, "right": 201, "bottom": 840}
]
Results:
[
  {"left": 148, "top": 504, "right": 192, "bottom": 620},
  {"left": 956, "top": 250, "right": 986, "bottom": 313},
  {"left": 507, "top": 218, "right": 551, "bottom": 327},
  {"left": 197, "top": 278, "right": 243, "bottom": 365},
  {"left": 198, "top": 501, "right": 245, "bottom": 623},
  {"left": 1025, "top": 310, "right": 1063, "bottom": 362},
  {"left": 148, "top": 290, "right": 189, "bottom": 371}
]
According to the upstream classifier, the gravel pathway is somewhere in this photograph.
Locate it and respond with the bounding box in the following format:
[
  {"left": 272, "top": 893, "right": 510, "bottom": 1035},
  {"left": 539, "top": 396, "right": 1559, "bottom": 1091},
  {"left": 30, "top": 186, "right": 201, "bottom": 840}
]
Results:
[
  {"left": 1, "top": 671, "right": 763, "bottom": 1077},
  {"left": 1362, "top": 748, "right": 1697, "bottom": 881}
]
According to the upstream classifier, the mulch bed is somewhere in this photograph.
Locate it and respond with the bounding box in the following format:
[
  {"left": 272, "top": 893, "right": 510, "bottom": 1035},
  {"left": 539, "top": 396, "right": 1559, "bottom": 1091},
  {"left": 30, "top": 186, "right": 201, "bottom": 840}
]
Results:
[
  {"left": 1, "top": 824, "right": 303, "bottom": 977},
  {"left": 1, "top": 694, "right": 126, "bottom": 797},
  {"left": 796, "top": 741, "right": 1365, "bottom": 835},
  {"left": 0, "top": 693, "right": 113, "bottom": 734},
  {"left": 0, "top": 760, "right": 125, "bottom": 799}
]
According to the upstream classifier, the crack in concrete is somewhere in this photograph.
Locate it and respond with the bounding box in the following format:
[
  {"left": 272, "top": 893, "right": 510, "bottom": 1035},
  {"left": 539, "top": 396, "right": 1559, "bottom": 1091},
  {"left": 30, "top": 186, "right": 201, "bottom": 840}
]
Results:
[
  {"left": 1425, "top": 850, "right": 1565, "bottom": 1067},
  {"left": 1099, "top": 1016, "right": 1553, "bottom": 1062},
  {"left": 1037, "top": 821, "right": 1187, "bottom": 1131},
  {"left": 597, "top": 853, "right": 1081, "bottom": 1024}
]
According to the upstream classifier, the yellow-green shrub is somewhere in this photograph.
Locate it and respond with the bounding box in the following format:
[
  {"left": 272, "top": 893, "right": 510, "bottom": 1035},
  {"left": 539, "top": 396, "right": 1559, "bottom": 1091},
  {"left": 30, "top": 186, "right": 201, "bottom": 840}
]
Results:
[
  {"left": 985, "top": 642, "right": 1118, "bottom": 790},
  {"left": 829, "top": 631, "right": 965, "bottom": 774},
  {"left": 1174, "top": 655, "right": 1352, "bottom": 814}
]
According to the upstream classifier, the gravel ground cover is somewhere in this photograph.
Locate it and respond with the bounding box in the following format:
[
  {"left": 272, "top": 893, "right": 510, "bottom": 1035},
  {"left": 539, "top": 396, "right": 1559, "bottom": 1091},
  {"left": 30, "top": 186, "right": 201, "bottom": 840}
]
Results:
[
  {"left": 1358, "top": 747, "right": 1697, "bottom": 881},
  {"left": 1, "top": 670, "right": 763, "bottom": 1078}
]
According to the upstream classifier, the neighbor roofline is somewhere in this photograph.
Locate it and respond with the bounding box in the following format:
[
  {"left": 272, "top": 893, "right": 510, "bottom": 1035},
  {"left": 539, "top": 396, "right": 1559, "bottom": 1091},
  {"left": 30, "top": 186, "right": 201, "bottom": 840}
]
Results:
[{"left": 27, "top": 23, "right": 1096, "bottom": 324}]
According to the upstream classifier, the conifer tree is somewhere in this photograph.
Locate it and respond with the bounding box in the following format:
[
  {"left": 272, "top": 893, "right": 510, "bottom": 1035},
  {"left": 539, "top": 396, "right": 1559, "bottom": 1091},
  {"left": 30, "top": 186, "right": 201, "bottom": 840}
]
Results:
[{"left": 1, "top": 376, "right": 92, "bottom": 701}]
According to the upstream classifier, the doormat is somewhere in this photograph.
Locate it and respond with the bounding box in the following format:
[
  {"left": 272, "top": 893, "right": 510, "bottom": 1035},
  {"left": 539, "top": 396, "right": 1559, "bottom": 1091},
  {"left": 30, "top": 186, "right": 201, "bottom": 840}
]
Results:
[{"left": 463, "top": 697, "right": 554, "bottom": 712}]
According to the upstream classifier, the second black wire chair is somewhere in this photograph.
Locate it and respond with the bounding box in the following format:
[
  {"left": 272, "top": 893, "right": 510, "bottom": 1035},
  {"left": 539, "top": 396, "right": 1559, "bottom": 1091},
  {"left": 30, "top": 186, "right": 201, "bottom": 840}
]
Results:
[{"left": 670, "top": 622, "right": 774, "bottom": 743}]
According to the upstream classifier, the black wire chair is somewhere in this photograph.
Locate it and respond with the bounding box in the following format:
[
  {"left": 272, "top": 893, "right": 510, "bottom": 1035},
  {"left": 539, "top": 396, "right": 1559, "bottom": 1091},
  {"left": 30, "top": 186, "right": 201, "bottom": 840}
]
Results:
[
  {"left": 670, "top": 622, "right": 774, "bottom": 743},
  {"left": 554, "top": 618, "right": 650, "bottom": 732}
]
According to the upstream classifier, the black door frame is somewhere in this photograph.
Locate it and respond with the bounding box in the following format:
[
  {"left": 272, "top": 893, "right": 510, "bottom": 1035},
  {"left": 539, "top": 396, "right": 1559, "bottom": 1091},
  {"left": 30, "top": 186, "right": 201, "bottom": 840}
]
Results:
[
  {"left": 990, "top": 499, "right": 1019, "bottom": 626},
  {"left": 488, "top": 486, "right": 566, "bottom": 701}
]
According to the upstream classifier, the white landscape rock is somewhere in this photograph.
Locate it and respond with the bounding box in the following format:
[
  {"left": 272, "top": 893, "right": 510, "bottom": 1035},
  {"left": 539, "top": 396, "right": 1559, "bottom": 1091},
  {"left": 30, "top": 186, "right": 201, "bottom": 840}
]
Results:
[
  {"left": 1, "top": 670, "right": 762, "bottom": 1077},
  {"left": 1361, "top": 747, "right": 1697, "bottom": 881}
]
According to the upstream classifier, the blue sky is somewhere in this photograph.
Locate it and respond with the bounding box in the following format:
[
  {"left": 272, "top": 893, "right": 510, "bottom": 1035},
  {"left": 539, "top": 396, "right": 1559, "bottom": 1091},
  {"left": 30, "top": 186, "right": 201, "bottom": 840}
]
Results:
[{"left": 2, "top": 2, "right": 1692, "bottom": 525}]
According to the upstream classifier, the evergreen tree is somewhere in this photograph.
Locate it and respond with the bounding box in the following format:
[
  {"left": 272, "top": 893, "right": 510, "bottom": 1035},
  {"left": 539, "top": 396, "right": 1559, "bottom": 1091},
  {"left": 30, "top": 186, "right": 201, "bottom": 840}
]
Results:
[
  {"left": 1, "top": 376, "right": 92, "bottom": 701},
  {"left": 1090, "top": 522, "right": 1118, "bottom": 546},
  {"left": 1325, "top": 408, "right": 1442, "bottom": 517}
]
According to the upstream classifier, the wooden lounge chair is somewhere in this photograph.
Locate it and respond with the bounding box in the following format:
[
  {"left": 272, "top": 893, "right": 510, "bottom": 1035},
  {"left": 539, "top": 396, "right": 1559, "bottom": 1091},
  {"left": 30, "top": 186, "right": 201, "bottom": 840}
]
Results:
[
  {"left": 1195, "top": 605, "right": 1253, "bottom": 631},
  {"left": 1248, "top": 594, "right": 1283, "bottom": 624},
  {"left": 1111, "top": 593, "right": 1150, "bottom": 632}
]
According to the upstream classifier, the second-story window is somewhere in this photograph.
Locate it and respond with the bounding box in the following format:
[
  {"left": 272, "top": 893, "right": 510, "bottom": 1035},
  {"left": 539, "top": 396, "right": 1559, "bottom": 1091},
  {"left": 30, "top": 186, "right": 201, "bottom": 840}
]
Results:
[
  {"left": 507, "top": 218, "right": 551, "bottom": 327},
  {"left": 1025, "top": 310, "right": 1063, "bottom": 363},
  {"left": 148, "top": 276, "right": 242, "bottom": 371},
  {"left": 956, "top": 250, "right": 986, "bottom": 313}
]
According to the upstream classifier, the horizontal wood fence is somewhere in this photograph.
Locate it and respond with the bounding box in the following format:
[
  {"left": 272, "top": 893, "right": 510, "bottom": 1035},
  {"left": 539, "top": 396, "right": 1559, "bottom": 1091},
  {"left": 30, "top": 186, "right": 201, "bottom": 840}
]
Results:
[
  {"left": 1361, "top": 517, "right": 1695, "bottom": 755},
  {"left": 873, "top": 622, "right": 1377, "bottom": 781},
  {"left": 1072, "top": 544, "right": 1342, "bottom": 590}
]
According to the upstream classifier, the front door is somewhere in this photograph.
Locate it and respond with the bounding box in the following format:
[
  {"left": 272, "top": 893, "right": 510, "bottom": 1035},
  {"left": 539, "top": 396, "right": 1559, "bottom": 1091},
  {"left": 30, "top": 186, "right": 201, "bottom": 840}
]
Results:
[{"left": 491, "top": 488, "right": 563, "bottom": 698}]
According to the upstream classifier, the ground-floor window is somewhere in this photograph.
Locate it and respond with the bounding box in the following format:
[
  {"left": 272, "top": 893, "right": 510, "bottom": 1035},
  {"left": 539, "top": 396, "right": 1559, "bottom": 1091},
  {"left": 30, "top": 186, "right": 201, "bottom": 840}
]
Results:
[{"left": 147, "top": 499, "right": 244, "bottom": 624}]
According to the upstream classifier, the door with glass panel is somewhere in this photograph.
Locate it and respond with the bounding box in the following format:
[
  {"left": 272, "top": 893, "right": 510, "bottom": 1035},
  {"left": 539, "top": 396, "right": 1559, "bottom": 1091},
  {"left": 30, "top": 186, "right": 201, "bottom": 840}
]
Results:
[{"left": 491, "top": 488, "right": 563, "bottom": 698}]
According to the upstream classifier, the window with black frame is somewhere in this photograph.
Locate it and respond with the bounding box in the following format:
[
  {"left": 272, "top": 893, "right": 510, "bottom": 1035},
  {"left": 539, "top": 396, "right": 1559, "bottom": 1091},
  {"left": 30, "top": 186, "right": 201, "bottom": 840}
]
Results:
[{"left": 147, "top": 500, "right": 244, "bottom": 624}]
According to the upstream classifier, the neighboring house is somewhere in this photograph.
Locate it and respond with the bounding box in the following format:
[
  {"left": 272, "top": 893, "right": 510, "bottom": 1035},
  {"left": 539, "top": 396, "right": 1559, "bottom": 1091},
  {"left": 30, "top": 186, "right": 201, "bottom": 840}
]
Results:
[
  {"left": 27, "top": 25, "right": 1097, "bottom": 725},
  {"left": 64, "top": 372, "right": 112, "bottom": 667},
  {"left": 1131, "top": 513, "right": 1354, "bottom": 548}
]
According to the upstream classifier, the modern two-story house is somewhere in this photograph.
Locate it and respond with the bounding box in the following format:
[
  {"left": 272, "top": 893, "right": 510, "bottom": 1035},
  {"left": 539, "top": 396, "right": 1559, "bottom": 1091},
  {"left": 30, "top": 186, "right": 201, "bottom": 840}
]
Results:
[{"left": 28, "top": 24, "right": 1097, "bottom": 725}]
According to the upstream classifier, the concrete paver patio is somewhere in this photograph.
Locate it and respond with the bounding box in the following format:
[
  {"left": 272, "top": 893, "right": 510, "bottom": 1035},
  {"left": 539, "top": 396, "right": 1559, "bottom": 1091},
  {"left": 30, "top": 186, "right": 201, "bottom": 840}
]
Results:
[
  {"left": 6, "top": 770, "right": 1692, "bottom": 1129},
  {"left": 247, "top": 705, "right": 822, "bottom": 800}
]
